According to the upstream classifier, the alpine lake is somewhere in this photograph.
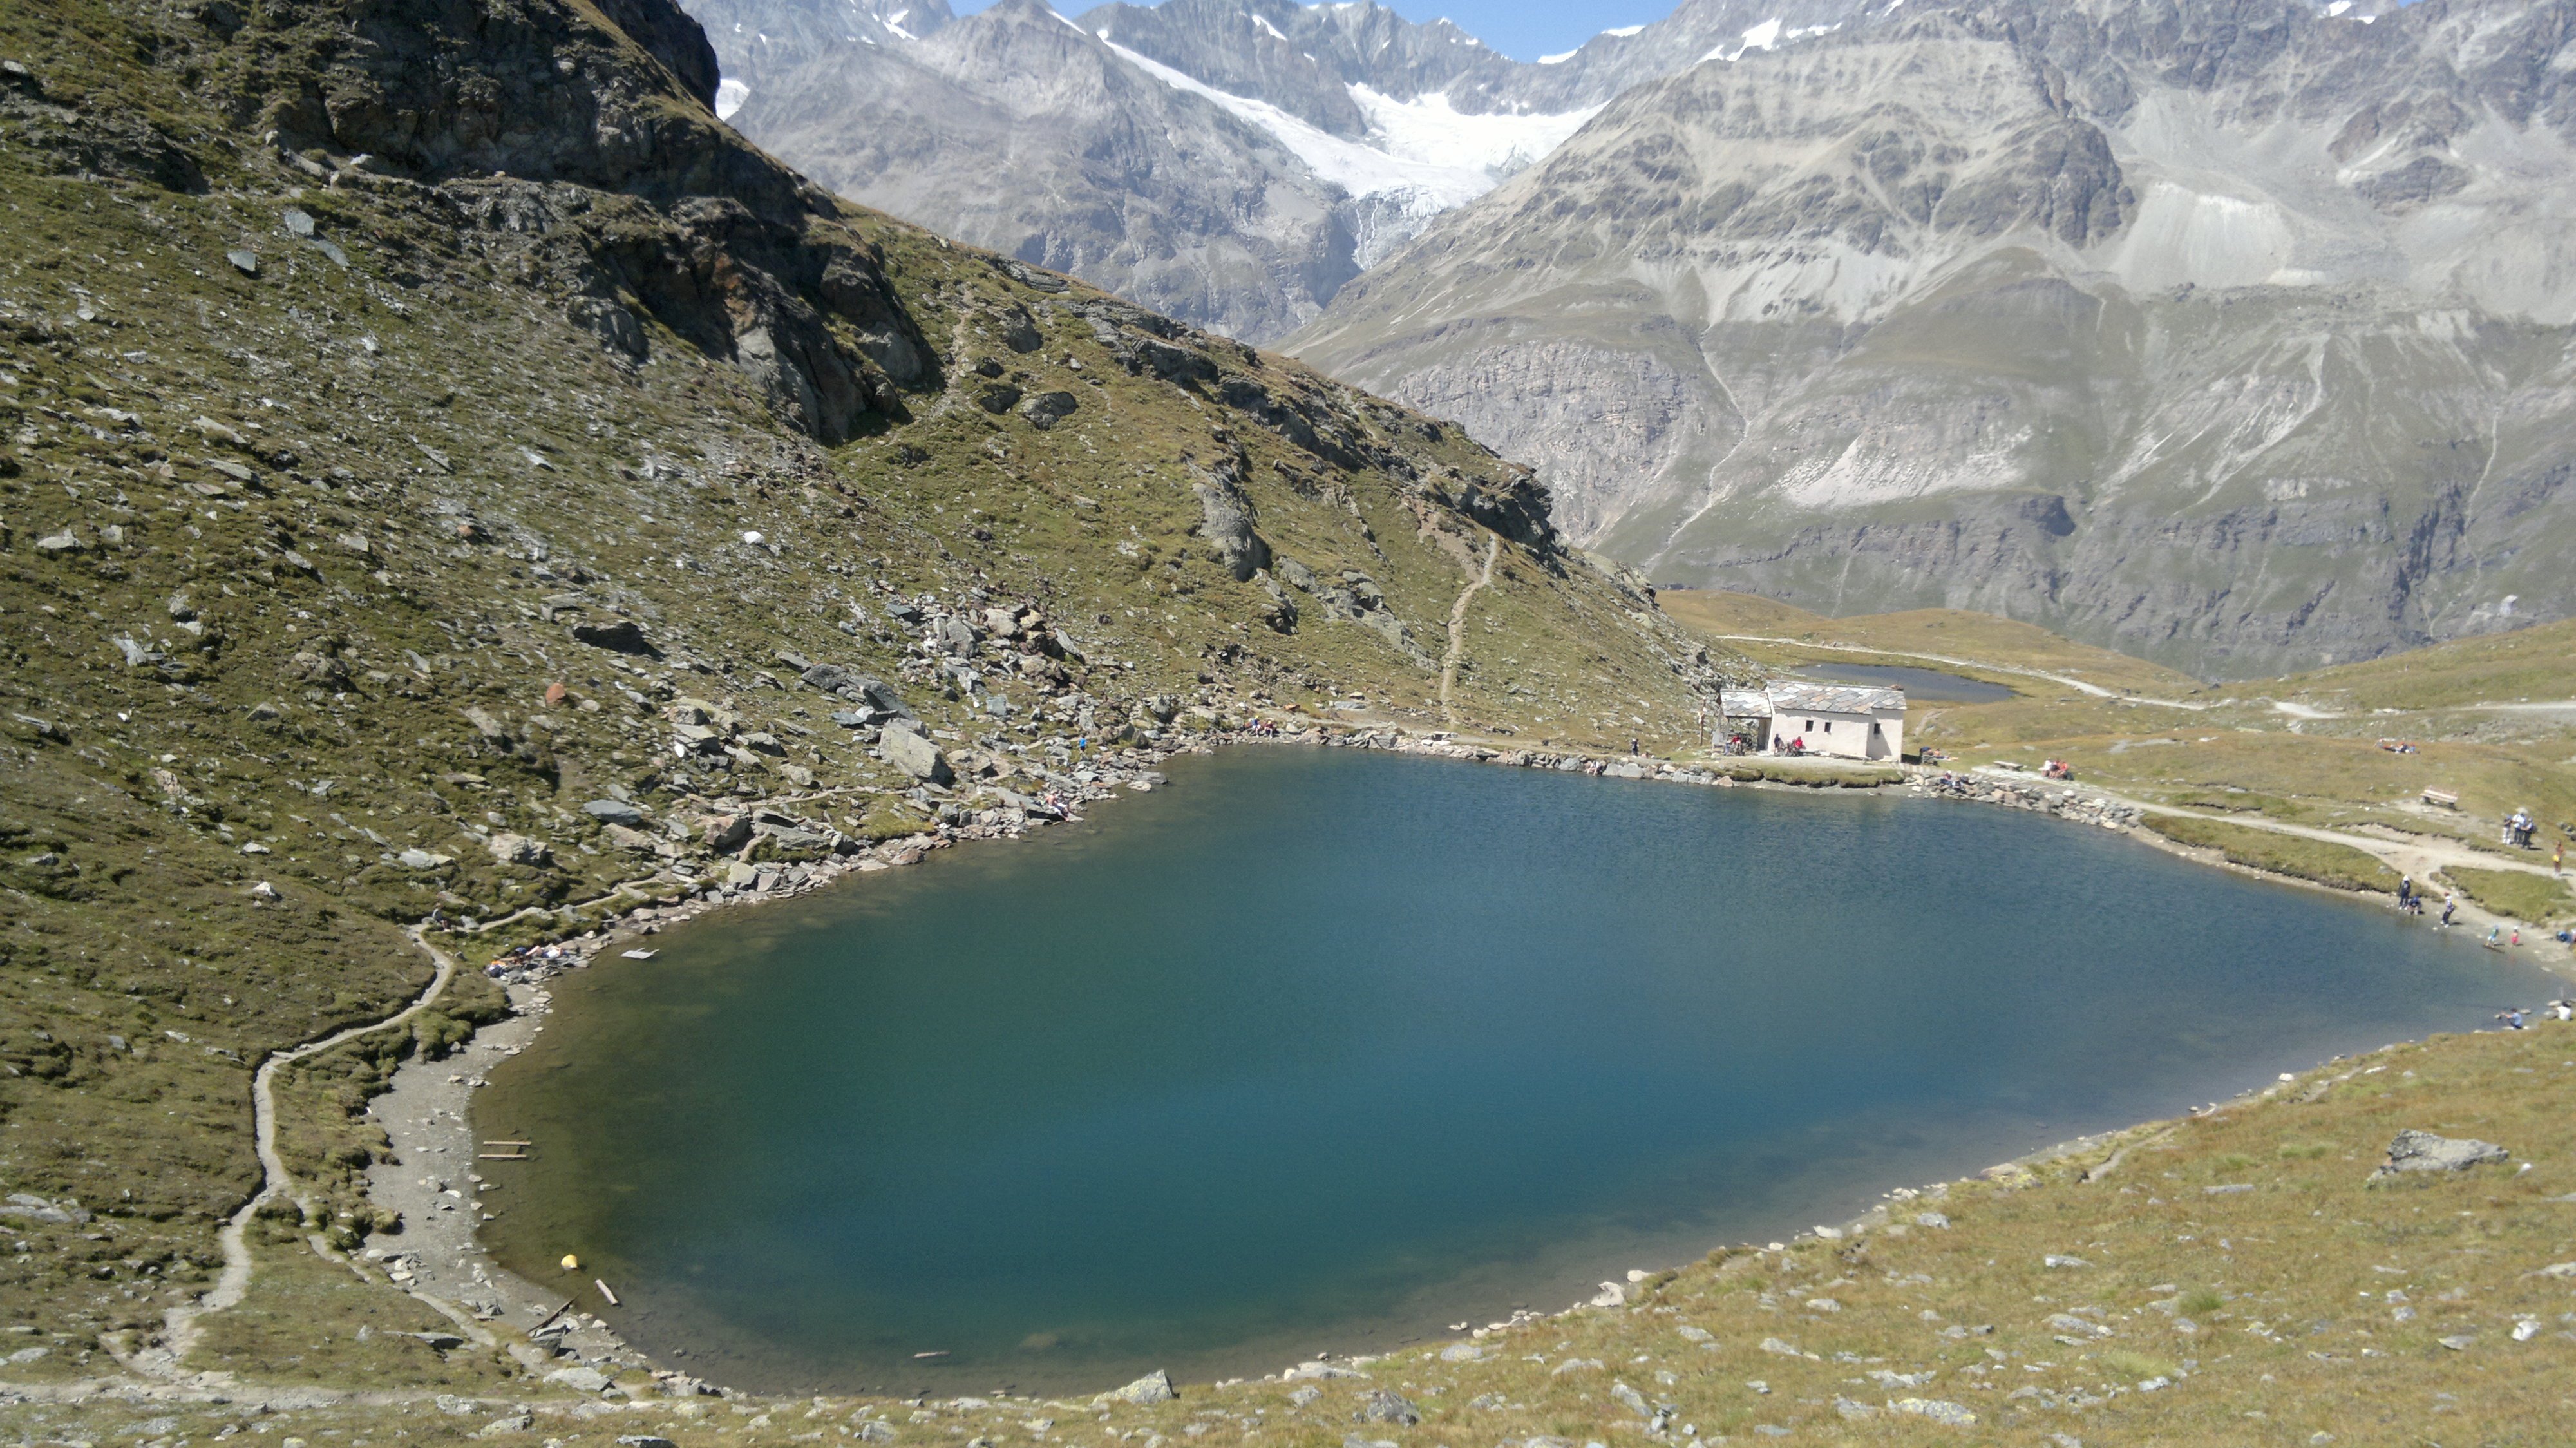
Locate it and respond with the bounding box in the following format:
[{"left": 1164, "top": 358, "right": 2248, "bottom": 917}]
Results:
[{"left": 477, "top": 747, "right": 2552, "bottom": 1395}]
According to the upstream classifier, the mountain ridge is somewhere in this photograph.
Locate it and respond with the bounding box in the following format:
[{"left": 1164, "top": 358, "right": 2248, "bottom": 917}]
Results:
[
  {"left": 1290, "top": 0, "right": 2576, "bottom": 680},
  {"left": 689, "top": 0, "right": 1888, "bottom": 339}
]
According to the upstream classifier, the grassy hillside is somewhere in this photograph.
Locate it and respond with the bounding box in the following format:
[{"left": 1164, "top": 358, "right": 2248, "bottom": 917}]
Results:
[
  {"left": 2213, "top": 617, "right": 2576, "bottom": 714},
  {"left": 1661, "top": 590, "right": 2204, "bottom": 698},
  {"left": 0, "top": 0, "right": 1738, "bottom": 1388}
]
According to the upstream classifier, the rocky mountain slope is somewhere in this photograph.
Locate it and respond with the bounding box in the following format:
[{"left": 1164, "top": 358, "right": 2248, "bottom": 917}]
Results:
[
  {"left": 687, "top": 0, "right": 1875, "bottom": 341},
  {"left": 1292, "top": 0, "right": 2576, "bottom": 680},
  {"left": 0, "top": 0, "right": 1735, "bottom": 1381}
]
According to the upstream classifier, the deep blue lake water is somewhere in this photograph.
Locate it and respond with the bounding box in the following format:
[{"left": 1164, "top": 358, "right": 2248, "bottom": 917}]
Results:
[{"left": 479, "top": 747, "right": 2546, "bottom": 1394}]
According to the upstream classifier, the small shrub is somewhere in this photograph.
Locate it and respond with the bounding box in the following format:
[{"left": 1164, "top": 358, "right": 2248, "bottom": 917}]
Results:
[
  {"left": 2179, "top": 1288, "right": 2224, "bottom": 1315},
  {"left": 2277, "top": 1141, "right": 2333, "bottom": 1160}
]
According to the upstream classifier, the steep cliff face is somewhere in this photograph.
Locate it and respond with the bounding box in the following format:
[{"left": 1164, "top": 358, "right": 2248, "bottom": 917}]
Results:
[{"left": 1294, "top": 0, "right": 2576, "bottom": 678}]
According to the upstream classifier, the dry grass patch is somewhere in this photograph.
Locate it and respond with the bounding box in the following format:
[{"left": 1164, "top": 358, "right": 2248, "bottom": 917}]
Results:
[
  {"left": 2440, "top": 866, "right": 2575, "bottom": 926},
  {"left": 2141, "top": 815, "right": 2400, "bottom": 893},
  {"left": 1662, "top": 591, "right": 2204, "bottom": 697}
]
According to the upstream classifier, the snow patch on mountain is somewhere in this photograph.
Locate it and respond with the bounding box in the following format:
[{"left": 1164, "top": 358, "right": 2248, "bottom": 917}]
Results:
[
  {"left": 1101, "top": 38, "right": 1598, "bottom": 214},
  {"left": 1352, "top": 88, "right": 1601, "bottom": 183},
  {"left": 715, "top": 77, "right": 750, "bottom": 119},
  {"left": 1702, "top": 17, "right": 1842, "bottom": 64}
]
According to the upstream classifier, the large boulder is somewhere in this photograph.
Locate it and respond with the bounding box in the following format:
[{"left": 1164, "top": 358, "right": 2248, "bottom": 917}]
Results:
[
  {"left": 1095, "top": 1370, "right": 1175, "bottom": 1407},
  {"left": 571, "top": 618, "right": 654, "bottom": 655},
  {"left": 878, "top": 724, "right": 953, "bottom": 785},
  {"left": 2371, "top": 1129, "right": 2508, "bottom": 1180},
  {"left": 1354, "top": 1391, "right": 1419, "bottom": 1425}
]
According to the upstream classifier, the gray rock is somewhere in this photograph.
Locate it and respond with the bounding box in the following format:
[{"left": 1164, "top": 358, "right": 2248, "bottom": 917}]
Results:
[
  {"left": 1191, "top": 462, "right": 1270, "bottom": 582},
  {"left": 615, "top": 1438, "right": 678, "bottom": 1448},
  {"left": 583, "top": 799, "right": 646, "bottom": 827},
  {"left": 1019, "top": 390, "right": 1079, "bottom": 428},
  {"left": 33, "top": 530, "right": 82, "bottom": 555},
  {"left": 1609, "top": 1382, "right": 1650, "bottom": 1418},
  {"left": 878, "top": 724, "right": 954, "bottom": 785},
  {"left": 397, "top": 848, "right": 455, "bottom": 870},
  {"left": 544, "top": 1365, "right": 611, "bottom": 1393},
  {"left": 225, "top": 249, "right": 258, "bottom": 276},
  {"left": 283, "top": 207, "right": 316, "bottom": 238},
  {"left": 1353, "top": 1390, "right": 1419, "bottom": 1425},
  {"left": 485, "top": 832, "right": 552, "bottom": 868},
  {"left": 571, "top": 618, "right": 654, "bottom": 654},
  {"left": 1888, "top": 1398, "right": 1976, "bottom": 1427},
  {"left": 1288, "top": 1386, "right": 1321, "bottom": 1407},
  {"left": 2372, "top": 1129, "right": 2509, "bottom": 1179},
  {"left": 1437, "top": 1342, "right": 1484, "bottom": 1362},
  {"left": 1095, "top": 1369, "right": 1176, "bottom": 1406}
]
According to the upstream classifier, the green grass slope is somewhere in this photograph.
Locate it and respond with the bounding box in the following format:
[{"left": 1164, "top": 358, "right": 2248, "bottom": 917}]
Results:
[{"left": 0, "top": 0, "right": 1738, "bottom": 1380}]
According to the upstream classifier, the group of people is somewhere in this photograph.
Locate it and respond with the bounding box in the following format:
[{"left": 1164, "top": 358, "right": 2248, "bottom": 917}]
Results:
[
  {"left": 2376, "top": 738, "right": 2420, "bottom": 754},
  {"left": 2395, "top": 875, "right": 2454, "bottom": 924},
  {"left": 2496, "top": 1002, "right": 2576, "bottom": 1029},
  {"left": 2040, "top": 759, "right": 2076, "bottom": 781},
  {"left": 2503, "top": 808, "right": 2541, "bottom": 850}
]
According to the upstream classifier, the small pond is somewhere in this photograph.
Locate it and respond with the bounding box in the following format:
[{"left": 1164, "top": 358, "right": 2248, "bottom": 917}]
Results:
[
  {"left": 478, "top": 748, "right": 2544, "bottom": 1394},
  {"left": 1789, "top": 662, "right": 2019, "bottom": 703}
]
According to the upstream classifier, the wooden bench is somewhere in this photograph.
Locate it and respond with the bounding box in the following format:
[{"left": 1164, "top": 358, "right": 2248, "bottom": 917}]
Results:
[{"left": 2422, "top": 788, "right": 2459, "bottom": 809}]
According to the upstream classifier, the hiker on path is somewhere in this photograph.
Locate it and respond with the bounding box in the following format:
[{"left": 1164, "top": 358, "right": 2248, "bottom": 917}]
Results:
[
  {"left": 2441, "top": 893, "right": 2458, "bottom": 927},
  {"left": 2557, "top": 839, "right": 2566, "bottom": 875}
]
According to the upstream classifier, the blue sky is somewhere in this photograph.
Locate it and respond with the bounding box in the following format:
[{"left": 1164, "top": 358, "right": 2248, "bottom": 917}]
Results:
[{"left": 952, "top": 1, "right": 1681, "bottom": 63}]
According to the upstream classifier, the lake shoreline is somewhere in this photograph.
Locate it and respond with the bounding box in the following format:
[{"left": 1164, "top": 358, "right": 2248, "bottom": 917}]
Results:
[{"left": 363, "top": 719, "right": 2561, "bottom": 1402}]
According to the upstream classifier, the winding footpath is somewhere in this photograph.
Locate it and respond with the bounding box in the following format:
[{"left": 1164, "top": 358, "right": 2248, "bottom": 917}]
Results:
[
  {"left": 146, "top": 929, "right": 460, "bottom": 1375},
  {"left": 1440, "top": 535, "right": 1499, "bottom": 726}
]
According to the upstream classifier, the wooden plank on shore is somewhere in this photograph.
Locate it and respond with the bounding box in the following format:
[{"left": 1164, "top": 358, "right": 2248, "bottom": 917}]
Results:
[
  {"left": 531, "top": 1297, "right": 577, "bottom": 1331},
  {"left": 594, "top": 1278, "right": 620, "bottom": 1306}
]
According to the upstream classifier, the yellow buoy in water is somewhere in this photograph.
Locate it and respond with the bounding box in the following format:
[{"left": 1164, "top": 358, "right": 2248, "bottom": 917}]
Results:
[{"left": 560, "top": 1253, "right": 580, "bottom": 1272}]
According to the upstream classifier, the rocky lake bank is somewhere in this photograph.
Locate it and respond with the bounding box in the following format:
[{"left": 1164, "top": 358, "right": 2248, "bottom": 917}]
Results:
[{"left": 323, "top": 719, "right": 2570, "bottom": 1406}]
